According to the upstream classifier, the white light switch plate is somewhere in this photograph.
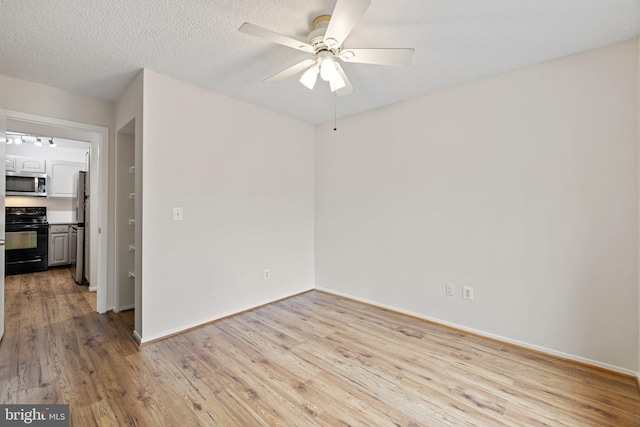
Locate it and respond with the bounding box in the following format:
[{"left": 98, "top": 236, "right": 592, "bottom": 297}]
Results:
[{"left": 173, "top": 207, "right": 184, "bottom": 221}]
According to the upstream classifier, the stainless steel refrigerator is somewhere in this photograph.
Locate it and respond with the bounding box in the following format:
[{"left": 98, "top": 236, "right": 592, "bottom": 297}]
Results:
[{"left": 70, "top": 171, "right": 89, "bottom": 284}]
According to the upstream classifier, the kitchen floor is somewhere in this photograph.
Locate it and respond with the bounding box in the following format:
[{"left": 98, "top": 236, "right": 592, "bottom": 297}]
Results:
[{"left": 17, "top": 267, "right": 98, "bottom": 310}]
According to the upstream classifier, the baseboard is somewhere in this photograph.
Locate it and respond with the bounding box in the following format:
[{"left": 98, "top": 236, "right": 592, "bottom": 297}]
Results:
[
  {"left": 139, "top": 287, "right": 314, "bottom": 345},
  {"left": 118, "top": 304, "right": 134, "bottom": 311},
  {"left": 132, "top": 330, "right": 142, "bottom": 344},
  {"left": 315, "top": 287, "right": 637, "bottom": 378},
  {"left": 88, "top": 286, "right": 97, "bottom": 292}
]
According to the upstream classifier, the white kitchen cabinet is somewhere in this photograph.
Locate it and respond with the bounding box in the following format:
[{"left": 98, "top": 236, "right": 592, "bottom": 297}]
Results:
[
  {"left": 18, "top": 157, "right": 46, "bottom": 173},
  {"left": 49, "top": 225, "right": 70, "bottom": 266},
  {"left": 48, "top": 160, "right": 84, "bottom": 198},
  {"left": 5, "top": 156, "right": 16, "bottom": 172},
  {"left": 5, "top": 155, "right": 46, "bottom": 173}
]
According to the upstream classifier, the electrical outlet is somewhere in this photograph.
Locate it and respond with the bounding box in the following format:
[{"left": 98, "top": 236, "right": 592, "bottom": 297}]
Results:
[
  {"left": 462, "top": 286, "right": 474, "bottom": 301},
  {"left": 446, "top": 283, "right": 455, "bottom": 297},
  {"left": 264, "top": 269, "right": 270, "bottom": 280}
]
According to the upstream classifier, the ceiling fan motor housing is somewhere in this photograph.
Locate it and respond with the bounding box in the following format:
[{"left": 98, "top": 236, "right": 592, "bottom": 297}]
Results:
[{"left": 307, "top": 15, "right": 336, "bottom": 54}]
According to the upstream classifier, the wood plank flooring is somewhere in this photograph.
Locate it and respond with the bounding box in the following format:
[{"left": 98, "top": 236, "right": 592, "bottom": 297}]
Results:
[{"left": 1, "top": 269, "right": 639, "bottom": 426}]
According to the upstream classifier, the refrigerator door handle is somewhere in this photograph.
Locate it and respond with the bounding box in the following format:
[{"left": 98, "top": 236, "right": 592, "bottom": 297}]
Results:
[{"left": 0, "top": 239, "right": 4, "bottom": 246}]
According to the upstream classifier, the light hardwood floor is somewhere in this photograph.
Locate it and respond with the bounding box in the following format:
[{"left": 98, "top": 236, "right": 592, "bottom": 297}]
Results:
[{"left": 1, "top": 269, "right": 639, "bottom": 426}]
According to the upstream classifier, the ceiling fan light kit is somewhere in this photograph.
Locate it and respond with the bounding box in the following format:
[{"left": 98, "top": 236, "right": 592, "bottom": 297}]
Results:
[
  {"left": 299, "top": 65, "right": 319, "bottom": 89},
  {"left": 239, "top": 0, "right": 414, "bottom": 96}
]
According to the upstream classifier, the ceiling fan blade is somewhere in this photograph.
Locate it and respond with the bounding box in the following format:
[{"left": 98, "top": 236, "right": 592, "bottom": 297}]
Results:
[
  {"left": 264, "top": 59, "right": 317, "bottom": 83},
  {"left": 324, "top": 0, "right": 371, "bottom": 48},
  {"left": 239, "top": 22, "right": 314, "bottom": 53},
  {"left": 338, "top": 48, "right": 415, "bottom": 66},
  {"left": 334, "top": 63, "right": 354, "bottom": 97}
]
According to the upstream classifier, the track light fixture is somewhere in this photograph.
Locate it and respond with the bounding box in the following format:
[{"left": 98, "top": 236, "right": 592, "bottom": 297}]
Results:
[{"left": 3, "top": 132, "right": 57, "bottom": 148}]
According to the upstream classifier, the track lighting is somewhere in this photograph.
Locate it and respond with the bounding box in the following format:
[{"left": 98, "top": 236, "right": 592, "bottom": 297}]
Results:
[{"left": 5, "top": 132, "right": 57, "bottom": 147}]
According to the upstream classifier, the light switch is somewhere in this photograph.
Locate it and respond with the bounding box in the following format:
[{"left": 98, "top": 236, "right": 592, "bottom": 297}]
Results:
[{"left": 173, "top": 207, "right": 184, "bottom": 221}]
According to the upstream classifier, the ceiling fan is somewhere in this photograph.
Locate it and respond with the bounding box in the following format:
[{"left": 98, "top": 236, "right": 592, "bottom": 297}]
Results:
[{"left": 239, "top": 0, "right": 414, "bottom": 96}]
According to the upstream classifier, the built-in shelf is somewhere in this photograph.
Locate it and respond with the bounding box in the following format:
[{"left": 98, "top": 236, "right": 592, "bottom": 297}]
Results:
[
  {"left": 128, "top": 271, "right": 135, "bottom": 278},
  {"left": 129, "top": 166, "right": 135, "bottom": 174},
  {"left": 128, "top": 245, "right": 135, "bottom": 251},
  {"left": 128, "top": 219, "right": 135, "bottom": 226},
  {"left": 129, "top": 193, "right": 135, "bottom": 199}
]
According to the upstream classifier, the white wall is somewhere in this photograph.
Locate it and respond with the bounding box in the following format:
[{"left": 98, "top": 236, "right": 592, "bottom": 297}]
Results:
[
  {"left": 5, "top": 196, "right": 72, "bottom": 216},
  {"left": 140, "top": 70, "right": 315, "bottom": 341},
  {"left": 0, "top": 75, "right": 114, "bottom": 128},
  {"left": 637, "top": 36, "right": 640, "bottom": 382},
  {"left": 115, "top": 70, "right": 144, "bottom": 338},
  {"left": 316, "top": 39, "right": 639, "bottom": 372},
  {"left": 6, "top": 144, "right": 89, "bottom": 163}
]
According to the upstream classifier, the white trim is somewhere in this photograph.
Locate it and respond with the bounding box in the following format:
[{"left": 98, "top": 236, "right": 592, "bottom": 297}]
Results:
[
  {"left": 3, "top": 110, "right": 110, "bottom": 314},
  {"left": 139, "top": 288, "right": 314, "bottom": 344},
  {"left": 118, "top": 304, "right": 135, "bottom": 311},
  {"left": 315, "top": 287, "right": 637, "bottom": 377},
  {"left": 0, "top": 111, "right": 6, "bottom": 343},
  {"left": 133, "top": 330, "right": 142, "bottom": 344}
]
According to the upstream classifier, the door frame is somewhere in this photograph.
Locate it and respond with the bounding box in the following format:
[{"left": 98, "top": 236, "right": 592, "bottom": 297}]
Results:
[
  {"left": 4, "top": 110, "right": 110, "bottom": 313},
  {"left": 0, "top": 112, "right": 5, "bottom": 341}
]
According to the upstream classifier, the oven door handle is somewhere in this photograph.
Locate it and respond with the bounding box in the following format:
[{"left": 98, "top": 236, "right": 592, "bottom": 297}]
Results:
[
  {"left": 8, "top": 258, "right": 44, "bottom": 264},
  {"left": 6, "top": 225, "right": 46, "bottom": 230}
]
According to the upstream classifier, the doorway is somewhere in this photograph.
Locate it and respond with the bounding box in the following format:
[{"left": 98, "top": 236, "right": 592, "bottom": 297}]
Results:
[{"left": 3, "top": 110, "right": 110, "bottom": 313}]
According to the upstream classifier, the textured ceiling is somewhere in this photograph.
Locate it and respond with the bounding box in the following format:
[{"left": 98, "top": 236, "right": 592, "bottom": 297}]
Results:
[{"left": 1, "top": 1, "right": 639, "bottom": 124}]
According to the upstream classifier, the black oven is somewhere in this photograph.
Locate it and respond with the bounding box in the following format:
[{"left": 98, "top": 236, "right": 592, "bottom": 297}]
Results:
[{"left": 5, "top": 207, "right": 49, "bottom": 275}]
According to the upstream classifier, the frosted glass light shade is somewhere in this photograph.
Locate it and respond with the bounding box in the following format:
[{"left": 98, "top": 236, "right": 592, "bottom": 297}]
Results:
[
  {"left": 329, "top": 72, "right": 346, "bottom": 92},
  {"left": 299, "top": 66, "right": 318, "bottom": 89},
  {"left": 320, "top": 58, "right": 337, "bottom": 82}
]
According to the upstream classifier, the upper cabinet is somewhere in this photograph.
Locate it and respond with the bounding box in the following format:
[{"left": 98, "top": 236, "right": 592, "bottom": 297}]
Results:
[
  {"left": 19, "top": 157, "right": 46, "bottom": 174},
  {"left": 5, "top": 156, "right": 16, "bottom": 172},
  {"left": 48, "top": 160, "right": 85, "bottom": 198},
  {"left": 6, "top": 155, "right": 46, "bottom": 174}
]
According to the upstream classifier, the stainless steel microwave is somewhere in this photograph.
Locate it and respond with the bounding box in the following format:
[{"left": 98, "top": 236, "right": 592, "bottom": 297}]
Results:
[{"left": 6, "top": 172, "right": 47, "bottom": 197}]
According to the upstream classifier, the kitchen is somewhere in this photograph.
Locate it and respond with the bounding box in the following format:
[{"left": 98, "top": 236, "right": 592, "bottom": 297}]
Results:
[{"left": 4, "top": 131, "right": 91, "bottom": 285}]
